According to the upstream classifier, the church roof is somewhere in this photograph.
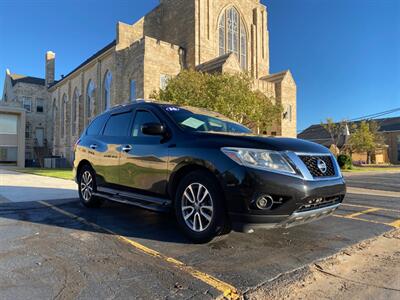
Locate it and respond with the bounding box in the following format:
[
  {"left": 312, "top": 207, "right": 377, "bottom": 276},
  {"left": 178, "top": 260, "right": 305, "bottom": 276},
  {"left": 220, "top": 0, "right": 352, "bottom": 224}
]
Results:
[
  {"left": 261, "top": 70, "right": 291, "bottom": 83},
  {"left": 195, "top": 53, "right": 233, "bottom": 73},
  {"left": 50, "top": 40, "right": 116, "bottom": 88},
  {"left": 10, "top": 74, "right": 45, "bottom": 86}
]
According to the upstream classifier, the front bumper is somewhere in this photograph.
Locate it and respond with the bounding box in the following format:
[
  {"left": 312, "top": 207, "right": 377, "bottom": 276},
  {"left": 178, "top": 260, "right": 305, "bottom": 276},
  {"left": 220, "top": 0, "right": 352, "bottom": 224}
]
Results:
[
  {"left": 222, "top": 165, "right": 346, "bottom": 233},
  {"left": 231, "top": 203, "right": 341, "bottom": 233}
]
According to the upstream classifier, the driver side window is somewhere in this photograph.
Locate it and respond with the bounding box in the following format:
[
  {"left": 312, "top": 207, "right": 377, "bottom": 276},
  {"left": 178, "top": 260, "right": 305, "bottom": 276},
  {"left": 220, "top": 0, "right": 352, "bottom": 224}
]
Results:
[{"left": 131, "top": 110, "right": 160, "bottom": 137}]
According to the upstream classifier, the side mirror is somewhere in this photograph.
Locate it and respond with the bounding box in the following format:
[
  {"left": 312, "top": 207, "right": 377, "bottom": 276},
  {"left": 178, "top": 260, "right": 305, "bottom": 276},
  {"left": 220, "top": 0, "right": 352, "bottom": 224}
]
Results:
[{"left": 141, "top": 122, "right": 166, "bottom": 136}]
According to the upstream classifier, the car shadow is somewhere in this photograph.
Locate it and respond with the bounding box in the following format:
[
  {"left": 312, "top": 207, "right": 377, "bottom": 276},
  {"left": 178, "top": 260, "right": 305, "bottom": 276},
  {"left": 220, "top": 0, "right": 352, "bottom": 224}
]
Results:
[{"left": 0, "top": 185, "right": 192, "bottom": 244}]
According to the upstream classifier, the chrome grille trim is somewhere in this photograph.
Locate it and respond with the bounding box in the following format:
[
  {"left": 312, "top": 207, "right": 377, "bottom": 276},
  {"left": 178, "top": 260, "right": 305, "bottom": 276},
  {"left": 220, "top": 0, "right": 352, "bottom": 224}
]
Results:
[{"left": 285, "top": 151, "right": 343, "bottom": 181}]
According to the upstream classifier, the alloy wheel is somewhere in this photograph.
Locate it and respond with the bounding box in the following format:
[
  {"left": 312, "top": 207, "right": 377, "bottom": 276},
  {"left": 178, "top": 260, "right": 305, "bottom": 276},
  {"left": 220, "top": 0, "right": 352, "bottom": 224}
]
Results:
[
  {"left": 181, "top": 183, "right": 214, "bottom": 232},
  {"left": 80, "top": 171, "right": 93, "bottom": 202}
]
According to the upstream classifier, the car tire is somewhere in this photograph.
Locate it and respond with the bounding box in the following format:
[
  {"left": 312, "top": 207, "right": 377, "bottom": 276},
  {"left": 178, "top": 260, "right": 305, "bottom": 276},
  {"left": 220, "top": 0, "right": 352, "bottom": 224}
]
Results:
[
  {"left": 78, "top": 165, "right": 103, "bottom": 208},
  {"left": 174, "top": 170, "right": 227, "bottom": 243}
]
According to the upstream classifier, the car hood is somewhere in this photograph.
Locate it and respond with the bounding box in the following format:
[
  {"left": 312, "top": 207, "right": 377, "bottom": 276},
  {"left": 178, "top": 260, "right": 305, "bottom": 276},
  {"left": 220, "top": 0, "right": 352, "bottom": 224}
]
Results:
[{"left": 194, "top": 132, "right": 331, "bottom": 154}]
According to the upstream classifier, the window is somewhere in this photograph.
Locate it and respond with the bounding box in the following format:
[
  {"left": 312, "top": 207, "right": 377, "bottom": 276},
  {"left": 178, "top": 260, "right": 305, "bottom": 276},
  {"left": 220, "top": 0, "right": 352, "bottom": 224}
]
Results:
[
  {"left": 218, "top": 7, "right": 247, "bottom": 70},
  {"left": 284, "top": 105, "right": 292, "bottom": 122},
  {"left": 23, "top": 97, "right": 32, "bottom": 112},
  {"left": 104, "top": 71, "right": 112, "bottom": 110},
  {"left": 219, "top": 13, "right": 225, "bottom": 56},
  {"left": 86, "top": 80, "right": 95, "bottom": 121},
  {"left": 36, "top": 98, "right": 44, "bottom": 113},
  {"left": 25, "top": 122, "right": 31, "bottom": 139},
  {"left": 132, "top": 110, "right": 160, "bottom": 137},
  {"left": 0, "top": 147, "right": 17, "bottom": 162},
  {"left": 52, "top": 99, "right": 57, "bottom": 127},
  {"left": 0, "top": 114, "right": 17, "bottom": 134},
  {"left": 160, "top": 75, "right": 170, "bottom": 90},
  {"left": 86, "top": 114, "right": 108, "bottom": 136},
  {"left": 61, "top": 94, "right": 67, "bottom": 138},
  {"left": 72, "top": 88, "right": 79, "bottom": 136},
  {"left": 130, "top": 80, "right": 137, "bottom": 102},
  {"left": 103, "top": 112, "right": 132, "bottom": 137}
]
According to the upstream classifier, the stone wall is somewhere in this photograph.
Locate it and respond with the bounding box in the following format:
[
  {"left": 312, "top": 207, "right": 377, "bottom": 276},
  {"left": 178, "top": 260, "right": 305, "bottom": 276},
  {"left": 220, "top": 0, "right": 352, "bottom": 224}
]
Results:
[
  {"left": 279, "top": 74, "right": 297, "bottom": 137},
  {"left": 115, "top": 38, "right": 146, "bottom": 101},
  {"left": 143, "top": 37, "right": 182, "bottom": 98},
  {"left": 50, "top": 49, "right": 115, "bottom": 159}
]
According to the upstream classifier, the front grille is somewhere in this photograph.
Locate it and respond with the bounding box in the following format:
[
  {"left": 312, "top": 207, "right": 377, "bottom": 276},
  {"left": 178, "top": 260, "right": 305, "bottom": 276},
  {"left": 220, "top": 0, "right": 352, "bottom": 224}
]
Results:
[{"left": 299, "top": 155, "right": 336, "bottom": 177}]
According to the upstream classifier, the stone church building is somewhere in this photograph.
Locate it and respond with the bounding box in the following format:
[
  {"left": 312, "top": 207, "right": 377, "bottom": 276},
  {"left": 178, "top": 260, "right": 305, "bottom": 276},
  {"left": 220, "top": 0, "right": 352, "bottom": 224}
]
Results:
[{"left": 1, "top": 0, "right": 297, "bottom": 164}]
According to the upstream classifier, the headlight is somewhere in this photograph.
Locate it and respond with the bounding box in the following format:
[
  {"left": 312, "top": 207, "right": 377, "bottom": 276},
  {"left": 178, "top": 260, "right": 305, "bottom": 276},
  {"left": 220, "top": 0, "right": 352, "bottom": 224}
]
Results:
[{"left": 221, "top": 147, "right": 296, "bottom": 174}]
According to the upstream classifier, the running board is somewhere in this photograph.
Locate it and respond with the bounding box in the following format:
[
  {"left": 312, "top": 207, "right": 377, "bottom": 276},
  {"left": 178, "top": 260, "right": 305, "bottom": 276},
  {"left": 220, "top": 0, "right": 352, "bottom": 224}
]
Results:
[{"left": 95, "top": 187, "right": 172, "bottom": 213}]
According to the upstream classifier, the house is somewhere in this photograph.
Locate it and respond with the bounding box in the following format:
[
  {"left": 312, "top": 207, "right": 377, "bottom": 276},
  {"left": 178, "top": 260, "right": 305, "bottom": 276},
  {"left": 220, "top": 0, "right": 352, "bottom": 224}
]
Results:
[{"left": 298, "top": 117, "right": 400, "bottom": 164}]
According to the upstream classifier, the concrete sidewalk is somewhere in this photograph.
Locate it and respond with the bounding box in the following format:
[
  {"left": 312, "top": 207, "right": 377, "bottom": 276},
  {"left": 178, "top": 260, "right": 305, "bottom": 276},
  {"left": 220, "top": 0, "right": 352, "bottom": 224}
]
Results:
[{"left": 0, "top": 169, "right": 78, "bottom": 202}]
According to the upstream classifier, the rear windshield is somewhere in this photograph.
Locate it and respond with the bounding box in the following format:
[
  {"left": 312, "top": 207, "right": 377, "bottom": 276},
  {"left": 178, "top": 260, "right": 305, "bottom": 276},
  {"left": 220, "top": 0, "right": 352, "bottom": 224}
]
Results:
[{"left": 162, "top": 105, "right": 252, "bottom": 134}]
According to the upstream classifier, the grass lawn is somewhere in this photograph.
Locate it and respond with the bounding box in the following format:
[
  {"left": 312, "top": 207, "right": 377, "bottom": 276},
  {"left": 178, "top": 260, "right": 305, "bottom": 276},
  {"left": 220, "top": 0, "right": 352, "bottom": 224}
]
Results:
[
  {"left": 12, "top": 168, "right": 73, "bottom": 180},
  {"left": 342, "top": 166, "right": 400, "bottom": 173}
]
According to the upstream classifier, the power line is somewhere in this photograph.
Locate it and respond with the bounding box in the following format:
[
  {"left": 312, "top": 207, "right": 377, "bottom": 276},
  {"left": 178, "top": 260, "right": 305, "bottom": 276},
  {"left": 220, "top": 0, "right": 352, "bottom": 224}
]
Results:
[
  {"left": 297, "top": 107, "right": 400, "bottom": 134},
  {"left": 349, "top": 107, "right": 400, "bottom": 121}
]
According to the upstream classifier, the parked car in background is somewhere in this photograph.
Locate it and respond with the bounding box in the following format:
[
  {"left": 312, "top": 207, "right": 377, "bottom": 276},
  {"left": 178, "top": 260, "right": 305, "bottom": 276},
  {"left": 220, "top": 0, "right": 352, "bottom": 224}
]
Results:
[{"left": 73, "top": 101, "right": 346, "bottom": 242}]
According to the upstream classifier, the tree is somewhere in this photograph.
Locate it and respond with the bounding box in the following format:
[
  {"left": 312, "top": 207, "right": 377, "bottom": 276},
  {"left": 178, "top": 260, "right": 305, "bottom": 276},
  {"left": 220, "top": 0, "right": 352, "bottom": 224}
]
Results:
[
  {"left": 348, "top": 120, "right": 384, "bottom": 164},
  {"left": 321, "top": 118, "right": 349, "bottom": 154},
  {"left": 150, "top": 70, "right": 283, "bottom": 134}
]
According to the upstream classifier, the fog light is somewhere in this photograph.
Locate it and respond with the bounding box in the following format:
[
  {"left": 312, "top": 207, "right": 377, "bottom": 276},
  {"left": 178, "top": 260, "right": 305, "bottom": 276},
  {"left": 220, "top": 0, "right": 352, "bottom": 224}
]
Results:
[{"left": 256, "top": 195, "right": 274, "bottom": 210}]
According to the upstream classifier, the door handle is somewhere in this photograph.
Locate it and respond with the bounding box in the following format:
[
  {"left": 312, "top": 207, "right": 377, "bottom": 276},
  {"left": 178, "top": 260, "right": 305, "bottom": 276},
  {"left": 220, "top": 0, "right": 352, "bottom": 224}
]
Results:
[
  {"left": 90, "top": 144, "right": 98, "bottom": 150},
  {"left": 122, "top": 145, "right": 132, "bottom": 152}
]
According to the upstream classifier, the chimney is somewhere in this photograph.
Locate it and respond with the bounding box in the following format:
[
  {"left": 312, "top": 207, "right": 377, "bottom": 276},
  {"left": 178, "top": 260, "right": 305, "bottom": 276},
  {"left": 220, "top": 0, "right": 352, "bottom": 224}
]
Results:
[{"left": 45, "top": 51, "right": 55, "bottom": 87}]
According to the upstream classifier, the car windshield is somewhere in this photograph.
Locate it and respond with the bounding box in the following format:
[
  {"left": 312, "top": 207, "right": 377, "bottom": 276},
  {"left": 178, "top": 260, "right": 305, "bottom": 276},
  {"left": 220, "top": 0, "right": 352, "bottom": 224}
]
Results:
[{"left": 162, "top": 105, "right": 252, "bottom": 134}]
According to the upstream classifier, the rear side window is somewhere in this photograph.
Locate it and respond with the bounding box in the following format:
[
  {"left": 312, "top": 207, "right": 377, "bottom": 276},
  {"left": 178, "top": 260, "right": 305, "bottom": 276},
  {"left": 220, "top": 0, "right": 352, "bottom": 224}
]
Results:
[
  {"left": 103, "top": 112, "right": 132, "bottom": 137},
  {"left": 132, "top": 110, "right": 159, "bottom": 137},
  {"left": 86, "top": 114, "right": 108, "bottom": 136}
]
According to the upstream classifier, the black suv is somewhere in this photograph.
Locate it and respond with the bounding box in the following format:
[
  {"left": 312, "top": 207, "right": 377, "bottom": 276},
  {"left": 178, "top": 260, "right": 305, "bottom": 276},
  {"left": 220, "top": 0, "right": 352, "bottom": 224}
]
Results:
[{"left": 74, "top": 101, "right": 346, "bottom": 242}]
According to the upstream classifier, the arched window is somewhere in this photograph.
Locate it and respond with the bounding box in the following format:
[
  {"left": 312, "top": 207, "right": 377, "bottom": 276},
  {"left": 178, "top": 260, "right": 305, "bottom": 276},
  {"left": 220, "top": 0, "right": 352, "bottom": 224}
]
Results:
[
  {"left": 218, "top": 7, "right": 248, "bottom": 70},
  {"left": 103, "top": 71, "right": 112, "bottom": 110},
  {"left": 52, "top": 99, "right": 57, "bottom": 121},
  {"left": 61, "top": 94, "right": 67, "bottom": 138},
  {"left": 284, "top": 104, "right": 293, "bottom": 122},
  {"left": 86, "top": 80, "right": 95, "bottom": 121},
  {"left": 72, "top": 88, "right": 79, "bottom": 136}
]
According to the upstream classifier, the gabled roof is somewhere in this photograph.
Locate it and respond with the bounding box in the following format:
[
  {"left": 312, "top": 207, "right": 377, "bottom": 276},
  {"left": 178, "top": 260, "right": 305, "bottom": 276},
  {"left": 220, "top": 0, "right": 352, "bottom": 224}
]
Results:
[
  {"left": 10, "top": 74, "right": 45, "bottom": 86},
  {"left": 377, "top": 116, "right": 400, "bottom": 132},
  {"left": 196, "top": 53, "right": 233, "bottom": 73},
  {"left": 50, "top": 40, "right": 117, "bottom": 89},
  {"left": 261, "top": 70, "right": 291, "bottom": 83},
  {"left": 298, "top": 116, "right": 400, "bottom": 145}
]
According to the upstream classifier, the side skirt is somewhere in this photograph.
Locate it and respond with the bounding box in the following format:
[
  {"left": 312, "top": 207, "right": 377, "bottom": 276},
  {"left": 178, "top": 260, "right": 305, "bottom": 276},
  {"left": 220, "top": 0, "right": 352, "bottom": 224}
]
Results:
[{"left": 95, "top": 187, "right": 172, "bottom": 213}]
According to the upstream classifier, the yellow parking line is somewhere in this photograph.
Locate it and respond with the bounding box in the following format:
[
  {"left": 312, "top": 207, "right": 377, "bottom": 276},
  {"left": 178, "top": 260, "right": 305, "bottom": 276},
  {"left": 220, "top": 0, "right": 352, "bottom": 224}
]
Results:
[
  {"left": 332, "top": 214, "right": 396, "bottom": 227},
  {"left": 388, "top": 220, "right": 400, "bottom": 228},
  {"left": 38, "top": 201, "right": 240, "bottom": 299},
  {"left": 345, "top": 207, "right": 381, "bottom": 218},
  {"left": 341, "top": 203, "right": 400, "bottom": 214}
]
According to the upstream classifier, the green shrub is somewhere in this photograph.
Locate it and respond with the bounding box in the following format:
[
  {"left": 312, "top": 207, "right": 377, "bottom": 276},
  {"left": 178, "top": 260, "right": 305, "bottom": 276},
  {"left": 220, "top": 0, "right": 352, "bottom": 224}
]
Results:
[
  {"left": 337, "top": 154, "right": 352, "bottom": 170},
  {"left": 150, "top": 70, "right": 282, "bottom": 134}
]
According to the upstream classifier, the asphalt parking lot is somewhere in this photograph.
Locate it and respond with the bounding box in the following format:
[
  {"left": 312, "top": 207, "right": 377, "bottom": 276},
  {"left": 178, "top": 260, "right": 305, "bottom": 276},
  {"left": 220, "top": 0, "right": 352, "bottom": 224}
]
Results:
[{"left": 0, "top": 169, "right": 399, "bottom": 299}]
